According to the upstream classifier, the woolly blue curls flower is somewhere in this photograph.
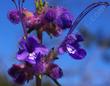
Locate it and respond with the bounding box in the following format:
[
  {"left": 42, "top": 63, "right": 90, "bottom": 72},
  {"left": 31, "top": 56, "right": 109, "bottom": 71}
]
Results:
[
  {"left": 58, "top": 34, "right": 86, "bottom": 59},
  {"left": 17, "top": 36, "right": 49, "bottom": 64},
  {"left": 8, "top": 0, "right": 110, "bottom": 86}
]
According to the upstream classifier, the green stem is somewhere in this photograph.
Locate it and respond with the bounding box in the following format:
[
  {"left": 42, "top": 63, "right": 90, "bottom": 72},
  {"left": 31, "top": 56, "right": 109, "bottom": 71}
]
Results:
[
  {"left": 36, "top": 28, "right": 43, "bottom": 43},
  {"left": 47, "top": 74, "right": 61, "bottom": 86},
  {"left": 36, "top": 75, "right": 42, "bottom": 86}
]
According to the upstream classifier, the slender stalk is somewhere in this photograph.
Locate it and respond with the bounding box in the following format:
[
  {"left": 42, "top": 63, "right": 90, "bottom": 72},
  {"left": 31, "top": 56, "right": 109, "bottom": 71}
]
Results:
[
  {"left": 35, "top": 29, "right": 42, "bottom": 86},
  {"left": 47, "top": 74, "right": 61, "bottom": 86},
  {"left": 35, "top": 1, "right": 43, "bottom": 85},
  {"left": 35, "top": 28, "right": 43, "bottom": 86},
  {"left": 37, "top": 28, "right": 43, "bottom": 43},
  {"left": 18, "top": 0, "right": 28, "bottom": 39},
  {"left": 36, "top": 75, "right": 42, "bottom": 86}
]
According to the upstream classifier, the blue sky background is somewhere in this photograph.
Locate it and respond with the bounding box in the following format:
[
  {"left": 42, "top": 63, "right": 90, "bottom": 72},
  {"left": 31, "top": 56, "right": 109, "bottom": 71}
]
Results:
[{"left": 0, "top": 0, "right": 110, "bottom": 86}]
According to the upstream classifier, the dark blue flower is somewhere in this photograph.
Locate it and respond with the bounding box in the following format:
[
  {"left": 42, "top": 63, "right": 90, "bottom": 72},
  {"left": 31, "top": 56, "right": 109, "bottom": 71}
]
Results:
[
  {"left": 8, "top": 64, "right": 33, "bottom": 84},
  {"left": 45, "top": 8, "right": 56, "bottom": 22},
  {"left": 17, "top": 36, "right": 49, "bottom": 64},
  {"left": 58, "top": 34, "right": 86, "bottom": 59},
  {"left": 47, "top": 64, "right": 63, "bottom": 79},
  {"left": 66, "top": 44, "right": 86, "bottom": 60},
  {"left": 54, "top": 7, "right": 73, "bottom": 29},
  {"left": 75, "top": 34, "right": 84, "bottom": 42},
  {"left": 60, "top": 12, "right": 73, "bottom": 28},
  {"left": 33, "top": 62, "right": 46, "bottom": 74},
  {"left": 8, "top": 9, "right": 20, "bottom": 24}
]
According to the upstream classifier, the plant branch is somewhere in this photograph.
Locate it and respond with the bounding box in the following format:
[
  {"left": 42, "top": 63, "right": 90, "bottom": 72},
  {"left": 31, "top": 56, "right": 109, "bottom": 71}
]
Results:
[{"left": 47, "top": 74, "right": 61, "bottom": 86}]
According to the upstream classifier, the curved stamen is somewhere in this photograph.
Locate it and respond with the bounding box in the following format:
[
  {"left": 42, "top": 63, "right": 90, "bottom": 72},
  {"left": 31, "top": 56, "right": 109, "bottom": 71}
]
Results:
[
  {"left": 18, "top": 0, "right": 28, "bottom": 39},
  {"left": 46, "top": 74, "right": 61, "bottom": 86},
  {"left": 21, "top": 0, "right": 25, "bottom": 9},
  {"left": 11, "top": 0, "right": 18, "bottom": 10},
  {"left": 67, "top": 2, "right": 110, "bottom": 36}
]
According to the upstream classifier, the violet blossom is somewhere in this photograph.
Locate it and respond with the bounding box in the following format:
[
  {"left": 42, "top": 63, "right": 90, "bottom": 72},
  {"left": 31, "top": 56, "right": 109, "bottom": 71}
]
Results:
[
  {"left": 17, "top": 36, "right": 49, "bottom": 64},
  {"left": 58, "top": 34, "right": 86, "bottom": 59},
  {"left": 8, "top": 9, "right": 20, "bottom": 24},
  {"left": 47, "top": 63, "right": 63, "bottom": 79}
]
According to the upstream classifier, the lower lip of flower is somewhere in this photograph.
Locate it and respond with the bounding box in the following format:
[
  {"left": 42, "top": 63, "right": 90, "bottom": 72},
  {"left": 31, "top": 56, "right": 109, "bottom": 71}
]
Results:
[
  {"left": 28, "top": 52, "right": 36, "bottom": 60},
  {"left": 66, "top": 44, "right": 76, "bottom": 54}
]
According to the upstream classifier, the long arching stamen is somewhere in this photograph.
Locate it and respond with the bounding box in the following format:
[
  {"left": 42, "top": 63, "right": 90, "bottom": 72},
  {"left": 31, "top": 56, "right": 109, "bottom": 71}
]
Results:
[
  {"left": 67, "top": 2, "right": 110, "bottom": 36},
  {"left": 21, "top": 0, "right": 25, "bottom": 9},
  {"left": 11, "top": 0, "right": 18, "bottom": 10},
  {"left": 18, "top": 0, "right": 28, "bottom": 39},
  {"left": 18, "top": 0, "right": 21, "bottom": 10}
]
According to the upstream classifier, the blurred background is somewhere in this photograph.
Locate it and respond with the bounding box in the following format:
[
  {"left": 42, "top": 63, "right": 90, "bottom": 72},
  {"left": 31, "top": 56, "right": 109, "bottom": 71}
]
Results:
[{"left": 0, "top": 0, "right": 110, "bottom": 86}]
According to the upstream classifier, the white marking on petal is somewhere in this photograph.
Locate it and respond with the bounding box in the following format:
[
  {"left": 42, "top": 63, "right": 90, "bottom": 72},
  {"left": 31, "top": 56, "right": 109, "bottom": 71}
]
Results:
[
  {"left": 66, "top": 44, "right": 76, "bottom": 54},
  {"left": 29, "top": 52, "right": 36, "bottom": 60}
]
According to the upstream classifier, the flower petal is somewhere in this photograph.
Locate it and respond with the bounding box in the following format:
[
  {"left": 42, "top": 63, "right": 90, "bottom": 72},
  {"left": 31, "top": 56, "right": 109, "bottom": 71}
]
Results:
[
  {"left": 8, "top": 64, "right": 21, "bottom": 78},
  {"left": 33, "top": 62, "right": 46, "bottom": 74},
  {"left": 19, "top": 36, "right": 39, "bottom": 53},
  {"left": 17, "top": 49, "right": 28, "bottom": 61},
  {"left": 8, "top": 9, "right": 20, "bottom": 24},
  {"left": 75, "top": 34, "right": 84, "bottom": 42},
  {"left": 25, "top": 52, "right": 37, "bottom": 64},
  {"left": 48, "top": 64, "right": 63, "bottom": 79},
  {"left": 69, "top": 48, "right": 86, "bottom": 60},
  {"left": 45, "top": 8, "right": 56, "bottom": 22},
  {"left": 35, "top": 47, "right": 49, "bottom": 56},
  {"left": 14, "top": 72, "right": 26, "bottom": 84},
  {"left": 60, "top": 12, "right": 73, "bottom": 28}
]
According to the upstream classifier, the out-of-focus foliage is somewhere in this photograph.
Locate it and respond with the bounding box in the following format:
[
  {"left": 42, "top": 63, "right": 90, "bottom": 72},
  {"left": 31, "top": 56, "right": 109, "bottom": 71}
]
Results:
[
  {"left": 0, "top": 74, "right": 55, "bottom": 86},
  {"left": 79, "top": 26, "right": 110, "bottom": 49},
  {"left": 0, "top": 74, "right": 16, "bottom": 86}
]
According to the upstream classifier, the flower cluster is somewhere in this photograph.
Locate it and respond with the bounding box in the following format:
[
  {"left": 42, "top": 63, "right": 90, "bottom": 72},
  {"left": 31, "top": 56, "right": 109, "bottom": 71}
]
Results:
[
  {"left": 8, "top": 1, "right": 73, "bottom": 37},
  {"left": 7, "top": 0, "right": 101, "bottom": 85},
  {"left": 9, "top": 36, "right": 63, "bottom": 84}
]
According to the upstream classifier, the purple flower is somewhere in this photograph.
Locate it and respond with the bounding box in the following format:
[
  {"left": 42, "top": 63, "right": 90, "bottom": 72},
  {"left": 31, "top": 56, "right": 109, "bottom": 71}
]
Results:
[
  {"left": 8, "top": 64, "right": 34, "bottom": 84},
  {"left": 47, "top": 64, "right": 63, "bottom": 79},
  {"left": 51, "top": 26, "right": 63, "bottom": 37},
  {"left": 21, "top": 9, "right": 39, "bottom": 29},
  {"left": 44, "top": 23, "right": 62, "bottom": 37},
  {"left": 8, "top": 64, "right": 23, "bottom": 78},
  {"left": 66, "top": 44, "right": 86, "bottom": 60},
  {"left": 17, "top": 36, "right": 49, "bottom": 64},
  {"left": 24, "top": 16, "right": 38, "bottom": 29},
  {"left": 55, "top": 7, "right": 73, "bottom": 29},
  {"left": 60, "top": 12, "right": 73, "bottom": 28},
  {"left": 33, "top": 62, "right": 46, "bottom": 74},
  {"left": 58, "top": 34, "right": 86, "bottom": 59},
  {"left": 8, "top": 9, "right": 20, "bottom": 24},
  {"left": 70, "top": 48, "right": 86, "bottom": 59},
  {"left": 55, "top": 7, "right": 68, "bottom": 16},
  {"left": 14, "top": 72, "right": 26, "bottom": 84},
  {"left": 45, "top": 8, "right": 56, "bottom": 22},
  {"left": 75, "top": 34, "right": 84, "bottom": 42}
]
